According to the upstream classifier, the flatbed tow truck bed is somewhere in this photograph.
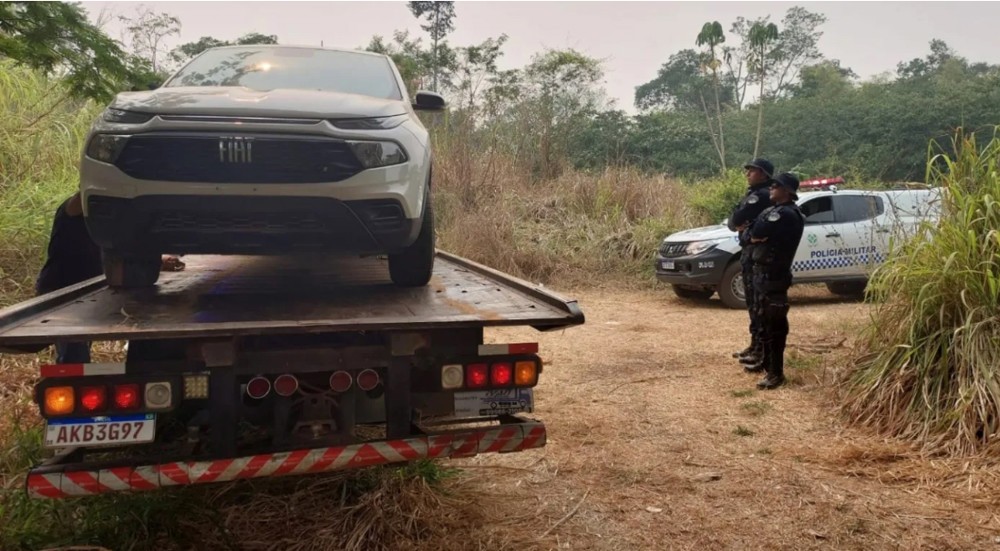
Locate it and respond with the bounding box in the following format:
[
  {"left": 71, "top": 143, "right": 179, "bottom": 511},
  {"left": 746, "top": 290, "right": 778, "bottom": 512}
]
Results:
[
  {"left": 0, "top": 252, "right": 584, "bottom": 499},
  {"left": 0, "top": 251, "right": 582, "bottom": 348}
]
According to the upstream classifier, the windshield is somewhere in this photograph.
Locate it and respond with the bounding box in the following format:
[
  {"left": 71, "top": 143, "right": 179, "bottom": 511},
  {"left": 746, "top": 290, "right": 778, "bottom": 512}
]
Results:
[{"left": 165, "top": 46, "right": 402, "bottom": 100}]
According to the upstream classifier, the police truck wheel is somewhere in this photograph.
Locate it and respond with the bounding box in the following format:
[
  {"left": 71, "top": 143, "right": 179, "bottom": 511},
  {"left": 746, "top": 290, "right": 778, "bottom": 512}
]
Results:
[
  {"left": 102, "top": 250, "right": 161, "bottom": 288},
  {"left": 671, "top": 285, "right": 714, "bottom": 301},
  {"left": 389, "top": 198, "right": 435, "bottom": 287},
  {"left": 718, "top": 261, "right": 747, "bottom": 309}
]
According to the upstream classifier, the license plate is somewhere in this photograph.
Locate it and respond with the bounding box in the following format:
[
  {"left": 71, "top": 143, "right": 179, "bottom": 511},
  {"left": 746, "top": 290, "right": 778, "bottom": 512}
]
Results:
[
  {"left": 44, "top": 414, "right": 155, "bottom": 448},
  {"left": 454, "top": 389, "right": 533, "bottom": 418},
  {"left": 661, "top": 261, "right": 675, "bottom": 270}
]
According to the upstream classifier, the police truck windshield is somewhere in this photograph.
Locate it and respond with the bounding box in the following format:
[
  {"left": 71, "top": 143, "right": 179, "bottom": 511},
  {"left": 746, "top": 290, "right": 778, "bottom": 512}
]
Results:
[{"left": 165, "top": 46, "right": 403, "bottom": 100}]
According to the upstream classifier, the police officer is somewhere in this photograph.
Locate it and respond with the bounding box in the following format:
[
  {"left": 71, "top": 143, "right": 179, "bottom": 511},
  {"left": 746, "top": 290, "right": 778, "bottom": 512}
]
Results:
[
  {"left": 744, "top": 173, "right": 805, "bottom": 390},
  {"left": 728, "top": 158, "right": 775, "bottom": 367},
  {"left": 36, "top": 192, "right": 185, "bottom": 363}
]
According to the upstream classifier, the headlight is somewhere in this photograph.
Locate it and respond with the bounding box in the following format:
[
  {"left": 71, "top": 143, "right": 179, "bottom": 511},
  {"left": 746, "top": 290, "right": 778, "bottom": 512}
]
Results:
[
  {"left": 85, "top": 135, "right": 130, "bottom": 163},
  {"left": 330, "top": 114, "right": 408, "bottom": 130},
  {"left": 347, "top": 141, "right": 407, "bottom": 169},
  {"left": 685, "top": 239, "right": 725, "bottom": 256},
  {"left": 102, "top": 108, "right": 153, "bottom": 124}
]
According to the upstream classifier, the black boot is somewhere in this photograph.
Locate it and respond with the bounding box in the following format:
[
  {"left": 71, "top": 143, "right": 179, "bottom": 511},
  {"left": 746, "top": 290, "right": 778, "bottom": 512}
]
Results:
[
  {"left": 731, "top": 345, "right": 753, "bottom": 359},
  {"left": 757, "top": 340, "right": 786, "bottom": 389},
  {"left": 743, "top": 355, "right": 767, "bottom": 373}
]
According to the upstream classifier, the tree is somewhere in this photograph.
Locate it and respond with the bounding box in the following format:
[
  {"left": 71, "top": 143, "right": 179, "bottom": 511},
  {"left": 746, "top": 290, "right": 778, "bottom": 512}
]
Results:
[
  {"left": 790, "top": 59, "right": 856, "bottom": 98},
  {"left": 453, "top": 35, "right": 508, "bottom": 114},
  {"left": 696, "top": 21, "right": 728, "bottom": 173},
  {"left": 634, "top": 49, "right": 711, "bottom": 112},
  {"left": 0, "top": 1, "right": 147, "bottom": 101},
  {"left": 897, "top": 39, "right": 959, "bottom": 80},
  {"left": 117, "top": 5, "right": 180, "bottom": 75},
  {"left": 519, "top": 49, "right": 604, "bottom": 178},
  {"left": 748, "top": 21, "right": 779, "bottom": 158},
  {"left": 365, "top": 30, "right": 428, "bottom": 94},
  {"left": 407, "top": 1, "right": 455, "bottom": 92},
  {"left": 767, "top": 7, "right": 826, "bottom": 98},
  {"left": 171, "top": 32, "right": 278, "bottom": 64}
]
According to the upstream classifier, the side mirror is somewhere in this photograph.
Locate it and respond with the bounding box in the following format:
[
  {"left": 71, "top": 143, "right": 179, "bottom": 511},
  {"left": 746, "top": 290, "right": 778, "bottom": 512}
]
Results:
[
  {"left": 413, "top": 90, "right": 446, "bottom": 111},
  {"left": 147, "top": 81, "right": 162, "bottom": 91}
]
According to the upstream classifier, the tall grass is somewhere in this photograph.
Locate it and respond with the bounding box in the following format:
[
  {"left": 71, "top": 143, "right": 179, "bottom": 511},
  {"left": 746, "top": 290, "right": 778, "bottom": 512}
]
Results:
[
  {"left": 841, "top": 129, "right": 1000, "bottom": 455},
  {"left": 0, "top": 61, "right": 101, "bottom": 299}
]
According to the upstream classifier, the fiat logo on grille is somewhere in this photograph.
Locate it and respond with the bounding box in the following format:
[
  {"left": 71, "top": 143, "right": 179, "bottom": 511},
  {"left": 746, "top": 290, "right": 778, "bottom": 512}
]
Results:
[{"left": 219, "top": 136, "right": 253, "bottom": 163}]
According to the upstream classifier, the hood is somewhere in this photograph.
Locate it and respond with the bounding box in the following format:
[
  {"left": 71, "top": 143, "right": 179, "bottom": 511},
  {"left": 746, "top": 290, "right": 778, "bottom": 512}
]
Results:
[
  {"left": 111, "top": 87, "right": 408, "bottom": 120},
  {"left": 663, "top": 223, "right": 737, "bottom": 243}
]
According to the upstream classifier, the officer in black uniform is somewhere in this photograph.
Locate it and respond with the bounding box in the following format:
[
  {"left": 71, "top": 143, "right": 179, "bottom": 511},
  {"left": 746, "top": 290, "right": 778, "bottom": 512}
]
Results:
[
  {"left": 36, "top": 193, "right": 103, "bottom": 363},
  {"left": 727, "top": 158, "right": 775, "bottom": 366},
  {"left": 36, "top": 193, "right": 185, "bottom": 363},
  {"left": 744, "top": 173, "right": 805, "bottom": 390}
]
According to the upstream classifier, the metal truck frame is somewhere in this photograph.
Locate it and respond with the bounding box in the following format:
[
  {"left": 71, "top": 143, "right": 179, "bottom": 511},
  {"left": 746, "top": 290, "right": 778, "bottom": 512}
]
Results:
[{"left": 0, "top": 252, "right": 584, "bottom": 499}]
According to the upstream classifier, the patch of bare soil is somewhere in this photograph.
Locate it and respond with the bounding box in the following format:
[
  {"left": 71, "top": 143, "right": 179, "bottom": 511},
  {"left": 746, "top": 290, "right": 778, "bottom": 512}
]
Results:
[{"left": 457, "top": 286, "right": 1000, "bottom": 550}]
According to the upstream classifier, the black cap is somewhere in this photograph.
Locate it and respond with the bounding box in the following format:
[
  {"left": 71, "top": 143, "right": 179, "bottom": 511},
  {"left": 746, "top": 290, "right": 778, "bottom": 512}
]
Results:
[
  {"left": 743, "top": 158, "right": 774, "bottom": 178},
  {"left": 773, "top": 172, "right": 800, "bottom": 197}
]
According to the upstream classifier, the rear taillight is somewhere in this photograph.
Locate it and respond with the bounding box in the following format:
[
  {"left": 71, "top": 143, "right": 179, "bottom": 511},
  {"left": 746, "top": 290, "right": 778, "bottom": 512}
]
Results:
[
  {"left": 44, "top": 387, "right": 75, "bottom": 416},
  {"left": 79, "top": 386, "right": 107, "bottom": 413},
  {"left": 357, "top": 369, "right": 380, "bottom": 391},
  {"left": 144, "top": 382, "right": 172, "bottom": 409},
  {"left": 274, "top": 374, "right": 299, "bottom": 397},
  {"left": 246, "top": 376, "right": 271, "bottom": 400},
  {"left": 329, "top": 371, "right": 353, "bottom": 393},
  {"left": 114, "top": 384, "right": 140, "bottom": 410},
  {"left": 515, "top": 361, "right": 538, "bottom": 386},
  {"left": 465, "top": 364, "right": 489, "bottom": 389},
  {"left": 444, "top": 358, "right": 541, "bottom": 391},
  {"left": 490, "top": 363, "right": 513, "bottom": 387}
]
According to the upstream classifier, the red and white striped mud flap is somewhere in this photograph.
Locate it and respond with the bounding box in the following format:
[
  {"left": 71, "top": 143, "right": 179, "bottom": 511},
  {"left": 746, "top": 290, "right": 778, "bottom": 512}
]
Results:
[{"left": 26, "top": 421, "right": 547, "bottom": 499}]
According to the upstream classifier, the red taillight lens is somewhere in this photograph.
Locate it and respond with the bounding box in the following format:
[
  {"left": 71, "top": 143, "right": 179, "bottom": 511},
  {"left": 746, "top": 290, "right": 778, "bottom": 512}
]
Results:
[
  {"left": 80, "top": 386, "right": 107, "bottom": 413},
  {"left": 246, "top": 376, "right": 271, "bottom": 399},
  {"left": 114, "top": 384, "right": 140, "bottom": 410},
  {"left": 466, "top": 364, "right": 488, "bottom": 388},
  {"left": 490, "top": 363, "right": 513, "bottom": 386},
  {"left": 329, "top": 371, "right": 353, "bottom": 393},
  {"left": 357, "top": 369, "right": 380, "bottom": 391},
  {"left": 274, "top": 374, "right": 298, "bottom": 397}
]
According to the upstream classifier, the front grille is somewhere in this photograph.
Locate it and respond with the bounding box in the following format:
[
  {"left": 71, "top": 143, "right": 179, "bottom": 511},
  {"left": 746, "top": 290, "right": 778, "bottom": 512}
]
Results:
[
  {"left": 153, "top": 211, "right": 328, "bottom": 234},
  {"left": 115, "top": 134, "right": 365, "bottom": 183},
  {"left": 659, "top": 243, "right": 689, "bottom": 257}
]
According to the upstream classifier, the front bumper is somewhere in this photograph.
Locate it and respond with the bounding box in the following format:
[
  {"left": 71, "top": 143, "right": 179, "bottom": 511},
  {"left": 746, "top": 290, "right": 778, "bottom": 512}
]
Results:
[
  {"left": 85, "top": 194, "right": 421, "bottom": 255},
  {"left": 654, "top": 247, "right": 733, "bottom": 288}
]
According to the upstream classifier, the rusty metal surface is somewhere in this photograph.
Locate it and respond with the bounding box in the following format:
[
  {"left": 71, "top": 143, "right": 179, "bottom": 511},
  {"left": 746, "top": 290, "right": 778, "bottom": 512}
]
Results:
[{"left": 0, "top": 253, "right": 583, "bottom": 346}]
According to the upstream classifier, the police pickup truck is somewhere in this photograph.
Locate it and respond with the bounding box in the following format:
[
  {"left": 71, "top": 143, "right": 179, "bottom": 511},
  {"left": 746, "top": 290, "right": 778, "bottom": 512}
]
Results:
[{"left": 655, "top": 185, "right": 941, "bottom": 308}]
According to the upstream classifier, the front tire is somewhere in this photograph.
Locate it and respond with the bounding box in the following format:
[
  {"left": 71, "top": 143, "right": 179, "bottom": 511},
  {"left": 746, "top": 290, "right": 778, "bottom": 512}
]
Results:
[
  {"left": 718, "top": 261, "right": 747, "bottom": 309},
  {"left": 103, "top": 250, "right": 161, "bottom": 288},
  {"left": 671, "top": 285, "right": 714, "bottom": 301},
  {"left": 388, "top": 198, "right": 435, "bottom": 287}
]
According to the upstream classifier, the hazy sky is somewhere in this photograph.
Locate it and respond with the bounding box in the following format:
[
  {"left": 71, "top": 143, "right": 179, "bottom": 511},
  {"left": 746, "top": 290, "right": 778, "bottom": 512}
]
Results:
[{"left": 81, "top": 1, "right": 1000, "bottom": 112}]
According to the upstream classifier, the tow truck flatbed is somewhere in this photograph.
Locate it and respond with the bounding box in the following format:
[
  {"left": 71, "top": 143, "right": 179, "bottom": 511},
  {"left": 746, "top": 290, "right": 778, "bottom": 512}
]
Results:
[{"left": 0, "top": 251, "right": 583, "bottom": 349}]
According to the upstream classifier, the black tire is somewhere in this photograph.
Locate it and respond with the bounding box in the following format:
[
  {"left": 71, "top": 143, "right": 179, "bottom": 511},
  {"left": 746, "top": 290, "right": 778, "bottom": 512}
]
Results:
[
  {"left": 826, "top": 280, "right": 867, "bottom": 297},
  {"left": 671, "top": 285, "right": 714, "bottom": 301},
  {"left": 102, "top": 250, "right": 161, "bottom": 288},
  {"left": 718, "top": 261, "right": 747, "bottom": 309},
  {"left": 388, "top": 198, "right": 435, "bottom": 287}
]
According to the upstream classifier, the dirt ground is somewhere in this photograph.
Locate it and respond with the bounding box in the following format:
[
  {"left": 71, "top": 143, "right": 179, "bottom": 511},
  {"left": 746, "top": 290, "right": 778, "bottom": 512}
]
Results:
[{"left": 455, "top": 285, "right": 1000, "bottom": 550}]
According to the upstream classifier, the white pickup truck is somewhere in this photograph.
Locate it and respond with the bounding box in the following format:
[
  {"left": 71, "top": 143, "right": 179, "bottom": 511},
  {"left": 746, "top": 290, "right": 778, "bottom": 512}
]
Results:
[{"left": 655, "top": 186, "right": 942, "bottom": 308}]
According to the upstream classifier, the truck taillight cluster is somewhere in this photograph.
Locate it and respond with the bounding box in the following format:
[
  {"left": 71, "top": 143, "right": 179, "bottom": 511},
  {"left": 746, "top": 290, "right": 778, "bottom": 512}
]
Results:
[
  {"left": 41, "top": 381, "right": 173, "bottom": 417},
  {"left": 440, "top": 358, "right": 540, "bottom": 390}
]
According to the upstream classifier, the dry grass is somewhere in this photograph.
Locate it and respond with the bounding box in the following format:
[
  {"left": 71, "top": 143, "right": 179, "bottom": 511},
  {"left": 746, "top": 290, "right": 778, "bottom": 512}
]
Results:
[{"left": 433, "top": 146, "right": 703, "bottom": 288}]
